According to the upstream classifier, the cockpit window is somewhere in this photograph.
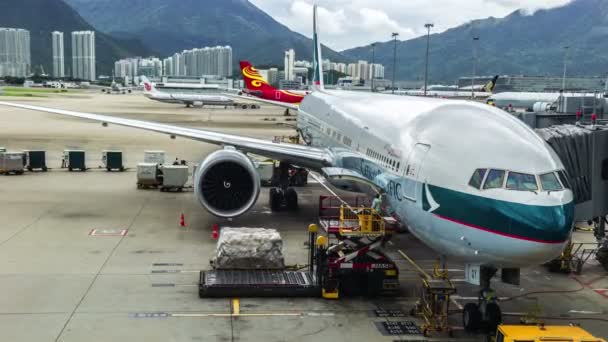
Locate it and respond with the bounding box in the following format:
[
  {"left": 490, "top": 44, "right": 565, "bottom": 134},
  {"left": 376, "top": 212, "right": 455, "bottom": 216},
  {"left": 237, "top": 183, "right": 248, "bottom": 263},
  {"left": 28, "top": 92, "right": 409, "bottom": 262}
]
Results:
[
  {"left": 540, "top": 172, "right": 563, "bottom": 191},
  {"left": 506, "top": 172, "right": 538, "bottom": 191},
  {"left": 483, "top": 169, "right": 505, "bottom": 189},
  {"left": 557, "top": 170, "right": 571, "bottom": 189},
  {"left": 468, "top": 168, "right": 487, "bottom": 189}
]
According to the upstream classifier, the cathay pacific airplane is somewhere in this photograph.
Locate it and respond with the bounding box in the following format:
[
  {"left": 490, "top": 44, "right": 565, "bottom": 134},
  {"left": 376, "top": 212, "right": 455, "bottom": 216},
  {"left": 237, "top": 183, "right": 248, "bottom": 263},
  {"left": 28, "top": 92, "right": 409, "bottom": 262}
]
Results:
[
  {"left": 141, "top": 76, "right": 235, "bottom": 108},
  {"left": 0, "top": 5, "right": 573, "bottom": 333}
]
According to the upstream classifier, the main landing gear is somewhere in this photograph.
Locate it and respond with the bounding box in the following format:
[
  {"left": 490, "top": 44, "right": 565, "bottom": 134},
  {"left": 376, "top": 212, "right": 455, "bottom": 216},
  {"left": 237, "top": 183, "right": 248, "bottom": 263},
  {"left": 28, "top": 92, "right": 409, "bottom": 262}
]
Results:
[
  {"left": 462, "top": 267, "right": 502, "bottom": 334},
  {"left": 269, "top": 162, "right": 299, "bottom": 211}
]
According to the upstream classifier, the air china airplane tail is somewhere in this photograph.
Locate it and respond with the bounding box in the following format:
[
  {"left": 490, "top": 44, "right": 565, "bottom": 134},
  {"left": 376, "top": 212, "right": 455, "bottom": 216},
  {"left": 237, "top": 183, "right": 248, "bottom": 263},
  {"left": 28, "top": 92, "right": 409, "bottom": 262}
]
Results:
[{"left": 140, "top": 76, "right": 157, "bottom": 94}]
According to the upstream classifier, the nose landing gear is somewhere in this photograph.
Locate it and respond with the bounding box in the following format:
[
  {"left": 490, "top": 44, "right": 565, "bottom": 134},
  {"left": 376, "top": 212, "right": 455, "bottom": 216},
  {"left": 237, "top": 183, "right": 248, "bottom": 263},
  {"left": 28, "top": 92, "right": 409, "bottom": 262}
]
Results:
[{"left": 462, "top": 267, "right": 502, "bottom": 334}]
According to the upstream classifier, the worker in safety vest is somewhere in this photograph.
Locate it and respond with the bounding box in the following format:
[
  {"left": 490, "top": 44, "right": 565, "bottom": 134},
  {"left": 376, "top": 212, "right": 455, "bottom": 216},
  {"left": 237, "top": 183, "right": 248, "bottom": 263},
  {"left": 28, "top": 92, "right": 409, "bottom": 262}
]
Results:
[{"left": 371, "top": 193, "right": 383, "bottom": 214}]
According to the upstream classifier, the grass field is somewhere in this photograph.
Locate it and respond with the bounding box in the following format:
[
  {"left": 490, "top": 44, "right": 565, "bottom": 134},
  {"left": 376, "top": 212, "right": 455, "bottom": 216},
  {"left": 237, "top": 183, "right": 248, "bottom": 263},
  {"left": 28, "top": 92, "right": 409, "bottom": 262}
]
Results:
[
  {"left": 1, "top": 87, "right": 69, "bottom": 93},
  {"left": 0, "top": 86, "right": 76, "bottom": 97}
]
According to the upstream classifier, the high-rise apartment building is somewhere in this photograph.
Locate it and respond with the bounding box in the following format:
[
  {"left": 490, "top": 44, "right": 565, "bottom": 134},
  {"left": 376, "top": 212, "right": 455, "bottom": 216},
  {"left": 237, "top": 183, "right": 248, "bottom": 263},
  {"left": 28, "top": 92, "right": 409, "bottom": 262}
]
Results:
[
  {"left": 71, "top": 31, "right": 95, "bottom": 81},
  {"left": 51, "top": 31, "right": 64, "bottom": 78},
  {"left": 0, "top": 28, "right": 30, "bottom": 77}
]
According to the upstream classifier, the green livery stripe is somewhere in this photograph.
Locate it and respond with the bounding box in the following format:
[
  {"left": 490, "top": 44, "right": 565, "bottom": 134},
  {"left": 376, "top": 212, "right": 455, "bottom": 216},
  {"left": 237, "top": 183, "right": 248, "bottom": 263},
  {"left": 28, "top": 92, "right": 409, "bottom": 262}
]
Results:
[{"left": 426, "top": 185, "right": 573, "bottom": 244}]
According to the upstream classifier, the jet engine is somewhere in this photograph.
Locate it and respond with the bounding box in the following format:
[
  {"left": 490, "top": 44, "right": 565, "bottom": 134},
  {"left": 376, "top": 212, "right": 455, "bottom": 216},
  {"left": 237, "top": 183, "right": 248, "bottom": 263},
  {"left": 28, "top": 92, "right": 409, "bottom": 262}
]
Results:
[{"left": 194, "top": 148, "right": 260, "bottom": 218}]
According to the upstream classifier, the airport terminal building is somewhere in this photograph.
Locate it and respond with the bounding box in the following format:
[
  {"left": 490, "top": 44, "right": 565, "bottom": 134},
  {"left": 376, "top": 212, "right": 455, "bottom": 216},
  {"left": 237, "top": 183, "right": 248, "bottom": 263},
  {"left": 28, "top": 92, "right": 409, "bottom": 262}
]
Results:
[{"left": 0, "top": 28, "right": 31, "bottom": 78}]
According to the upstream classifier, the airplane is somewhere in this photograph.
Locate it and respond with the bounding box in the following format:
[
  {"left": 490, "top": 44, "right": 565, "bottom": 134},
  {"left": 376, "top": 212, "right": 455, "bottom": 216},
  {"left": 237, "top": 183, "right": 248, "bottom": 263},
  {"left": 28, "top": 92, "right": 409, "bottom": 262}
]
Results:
[
  {"left": 486, "top": 91, "right": 596, "bottom": 110},
  {"left": 389, "top": 76, "right": 499, "bottom": 98},
  {"left": 141, "top": 76, "right": 236, "bottom": 108},
  {"left": 0, "top": 5, "right": 574, "bottom": 333},
  {"left": 229, "top": 61, "right": 310, "bottom": 110},
  {"left": 101, "top": 75, "right": 136, "bottom": 94}
]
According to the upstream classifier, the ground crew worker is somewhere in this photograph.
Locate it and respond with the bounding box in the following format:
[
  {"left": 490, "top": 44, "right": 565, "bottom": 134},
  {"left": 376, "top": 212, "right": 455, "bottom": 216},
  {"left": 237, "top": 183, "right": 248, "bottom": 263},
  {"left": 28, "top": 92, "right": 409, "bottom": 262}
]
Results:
[{"left": 371, "top": 193, "right": 383, "bottom": 214}]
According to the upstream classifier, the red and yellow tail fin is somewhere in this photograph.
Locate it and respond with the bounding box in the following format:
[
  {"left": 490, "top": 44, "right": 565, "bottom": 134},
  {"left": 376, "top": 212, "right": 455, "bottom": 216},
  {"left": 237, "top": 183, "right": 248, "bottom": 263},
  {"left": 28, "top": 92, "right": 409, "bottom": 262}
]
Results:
[{"left": 240, "top": 61, "right": 276, "bottom": 92}]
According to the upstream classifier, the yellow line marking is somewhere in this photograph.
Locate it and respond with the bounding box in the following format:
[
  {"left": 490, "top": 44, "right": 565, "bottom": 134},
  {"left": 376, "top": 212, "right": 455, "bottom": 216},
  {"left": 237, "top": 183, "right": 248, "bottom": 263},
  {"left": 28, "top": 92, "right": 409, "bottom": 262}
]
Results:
[{"left": 231, "top": 298, "right": 240, "bottom": 316}]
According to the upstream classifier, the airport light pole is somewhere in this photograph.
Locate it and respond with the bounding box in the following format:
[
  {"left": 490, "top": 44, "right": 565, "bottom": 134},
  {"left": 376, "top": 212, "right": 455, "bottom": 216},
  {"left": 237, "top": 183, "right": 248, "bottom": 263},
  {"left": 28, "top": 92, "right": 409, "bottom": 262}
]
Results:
[
  {"left": 423, "top": 23, "right": 434, "bottom": 96},
  {"left": 391, "top": 32, "right": 399, "bottom": 94},
  {"left": 471, "top": 36, "right": 480, "bottom": 99},
  {"left": 371, "top": 43, "right": 376, "bottom": 92},
  {"left": 562, "top": 46, "right": 569, "bottom": 92}
]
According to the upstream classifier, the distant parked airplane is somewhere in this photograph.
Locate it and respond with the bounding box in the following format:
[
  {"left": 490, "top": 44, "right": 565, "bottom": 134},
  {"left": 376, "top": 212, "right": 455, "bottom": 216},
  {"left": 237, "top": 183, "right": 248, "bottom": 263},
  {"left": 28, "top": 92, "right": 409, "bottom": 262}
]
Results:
[{"left": 141, "top": 76, "right": 235, "bottom": 108}]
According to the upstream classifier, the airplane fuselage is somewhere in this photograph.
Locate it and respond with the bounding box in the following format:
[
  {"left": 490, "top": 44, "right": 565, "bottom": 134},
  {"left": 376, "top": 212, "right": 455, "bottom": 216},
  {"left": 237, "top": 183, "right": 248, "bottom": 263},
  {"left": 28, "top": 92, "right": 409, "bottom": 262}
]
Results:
[
  {"left": 145, "top": 92, "right": 234, "bottom": 106},
  {"left": 297, "top": 90, "right": 574, "bottom": 268}
]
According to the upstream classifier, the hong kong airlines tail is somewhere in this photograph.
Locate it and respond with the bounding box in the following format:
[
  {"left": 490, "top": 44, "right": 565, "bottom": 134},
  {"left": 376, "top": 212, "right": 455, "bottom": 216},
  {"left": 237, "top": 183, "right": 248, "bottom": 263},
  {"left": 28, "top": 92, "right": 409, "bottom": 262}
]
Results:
[{"left": 239, "top": 61, "right": 307, "bottom": 105}]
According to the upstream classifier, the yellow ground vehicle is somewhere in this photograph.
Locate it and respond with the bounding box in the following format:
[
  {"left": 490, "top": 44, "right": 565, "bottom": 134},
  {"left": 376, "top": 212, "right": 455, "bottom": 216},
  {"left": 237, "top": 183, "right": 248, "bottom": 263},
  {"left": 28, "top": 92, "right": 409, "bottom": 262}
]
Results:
[{"left": 495, "top": 324, "right": 606, "bottom": 342}]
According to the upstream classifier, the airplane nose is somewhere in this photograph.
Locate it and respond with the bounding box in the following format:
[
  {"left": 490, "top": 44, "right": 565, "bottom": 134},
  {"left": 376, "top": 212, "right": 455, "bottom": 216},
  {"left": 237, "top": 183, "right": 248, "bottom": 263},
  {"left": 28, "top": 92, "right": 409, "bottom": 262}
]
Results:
[{"left": 496, "top": 197, "right": 574, "bottom": 246}]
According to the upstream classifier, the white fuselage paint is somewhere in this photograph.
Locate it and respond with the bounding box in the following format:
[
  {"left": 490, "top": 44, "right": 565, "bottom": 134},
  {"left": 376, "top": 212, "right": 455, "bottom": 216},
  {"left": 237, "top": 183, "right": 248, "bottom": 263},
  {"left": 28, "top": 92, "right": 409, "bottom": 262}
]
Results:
[{"left": 296, "top": 90, "right": 574, "bottom": 268}]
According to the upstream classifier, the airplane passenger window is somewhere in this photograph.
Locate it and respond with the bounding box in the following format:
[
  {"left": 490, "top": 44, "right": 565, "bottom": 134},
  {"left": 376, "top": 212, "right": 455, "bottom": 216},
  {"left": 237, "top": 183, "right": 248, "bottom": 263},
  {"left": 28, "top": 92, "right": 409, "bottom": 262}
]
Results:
[
  {"left": 483, "top": 169, "right": 505, "bottom": 189},
  {"left": 506, "top": 172, "right": 538, "bottom": 191},
  {"left": 468, "top": 168, "right": 487, "bottom": 189},
  {"left": 540, "top": 172, "right": 563, "bottom": 191}
]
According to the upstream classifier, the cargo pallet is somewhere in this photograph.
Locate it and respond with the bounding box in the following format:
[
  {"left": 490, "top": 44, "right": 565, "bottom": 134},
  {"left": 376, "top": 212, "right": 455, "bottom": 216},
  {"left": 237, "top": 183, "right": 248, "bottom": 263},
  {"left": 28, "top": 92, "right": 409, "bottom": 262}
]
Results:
[
  {"left": 199, "top": 197, "right": 399, "bottom": 299},
  {"left": 199, "top": 270, "right": 318, "bottom": 298}
]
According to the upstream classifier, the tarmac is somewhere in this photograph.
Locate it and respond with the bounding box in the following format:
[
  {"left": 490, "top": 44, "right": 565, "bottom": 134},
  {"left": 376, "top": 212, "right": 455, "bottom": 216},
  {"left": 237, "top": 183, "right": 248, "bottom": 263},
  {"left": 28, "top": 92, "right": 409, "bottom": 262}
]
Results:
[{"left": 0, "top": 90, "right": 606, "bottom": 341}]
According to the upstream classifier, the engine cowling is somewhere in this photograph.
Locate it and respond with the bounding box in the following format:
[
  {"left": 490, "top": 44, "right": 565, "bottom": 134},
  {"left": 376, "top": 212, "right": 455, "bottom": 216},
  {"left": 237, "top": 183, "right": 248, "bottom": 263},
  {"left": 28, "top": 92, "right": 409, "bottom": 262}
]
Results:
[{"left": 194, "top": 148, "right": 260, "bottom": 218}]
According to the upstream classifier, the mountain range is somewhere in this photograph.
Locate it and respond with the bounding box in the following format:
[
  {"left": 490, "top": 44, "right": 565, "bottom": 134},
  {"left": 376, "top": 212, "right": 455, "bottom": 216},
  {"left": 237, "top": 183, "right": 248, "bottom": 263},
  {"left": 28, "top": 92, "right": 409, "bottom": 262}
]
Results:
[
  {"left": 342, "top": 0, "right": 608, "bottom": 82},
  {"left": 0, "top": 0, "right": 153, "bottom": 76},
  {"left": 3, "top": 0, "right": 608, "bottom": 81},
  {"left": 63, "top": 0, "right": 345, "bottom": 68}
]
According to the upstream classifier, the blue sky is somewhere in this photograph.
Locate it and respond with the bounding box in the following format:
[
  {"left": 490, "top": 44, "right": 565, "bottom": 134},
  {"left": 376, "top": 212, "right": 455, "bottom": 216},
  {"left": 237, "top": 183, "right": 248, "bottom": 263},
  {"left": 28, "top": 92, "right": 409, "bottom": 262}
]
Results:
[{"left": 250, "top": 0, "right": 572, "bottom": 50}]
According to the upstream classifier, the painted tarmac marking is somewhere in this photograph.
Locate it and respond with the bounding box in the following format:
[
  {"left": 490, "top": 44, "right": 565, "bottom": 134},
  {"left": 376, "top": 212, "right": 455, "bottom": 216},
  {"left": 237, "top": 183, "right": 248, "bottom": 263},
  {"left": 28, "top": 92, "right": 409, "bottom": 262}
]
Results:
[
  {"left": 89, "top": 229, "right": 128, "bottom": 236},
  {"left": 568, "top": 310, "right": 603, "bottom": 315},
  {"left": 152, "top": 263, "right": 184, "bottom": 267}
]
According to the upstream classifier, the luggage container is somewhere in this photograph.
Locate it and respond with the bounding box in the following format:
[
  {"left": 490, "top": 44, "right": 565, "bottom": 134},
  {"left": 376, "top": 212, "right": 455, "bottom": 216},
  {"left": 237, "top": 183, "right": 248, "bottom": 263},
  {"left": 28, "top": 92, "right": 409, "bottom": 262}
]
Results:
[
  {"left": 137, "top": 163, "right": 161, "bottom": 189},
  {"left": 144, "top": 151, "right": 165, "bottom": 165},
  {"left": 102, "top": 150, "right": 124, "bottom": 171},
  {"left": 63, "top": 150, "right": 86, "bottom": 171},
  {"left": 160, "top": 165, "right": 188, "bottom": 192},
  {"left": 24, "top": 150, "right": 47, "bottom": 171},
  {"left": 0, "top": 152, "right": 25, "bottom": 175}
]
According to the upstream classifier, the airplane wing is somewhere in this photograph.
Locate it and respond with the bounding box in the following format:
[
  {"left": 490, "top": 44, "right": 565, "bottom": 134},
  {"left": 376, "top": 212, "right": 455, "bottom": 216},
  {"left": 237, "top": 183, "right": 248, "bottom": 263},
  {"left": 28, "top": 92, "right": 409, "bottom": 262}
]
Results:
[
  {"left": 223, "top": 93, "right": 299, "bottom": 111},
  {"left": 0, "top": 101, "right": 331, "bottom": 170}
]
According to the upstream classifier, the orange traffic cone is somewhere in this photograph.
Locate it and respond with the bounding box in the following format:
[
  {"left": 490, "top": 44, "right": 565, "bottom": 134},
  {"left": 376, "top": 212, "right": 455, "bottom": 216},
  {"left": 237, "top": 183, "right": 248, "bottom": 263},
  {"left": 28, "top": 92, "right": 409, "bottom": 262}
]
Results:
[
  {"left": 212, "top": 224, "right": 219, "bottom": 240},
  {"left": 180, "top": 213, "right": 186, "bottom": 227}
]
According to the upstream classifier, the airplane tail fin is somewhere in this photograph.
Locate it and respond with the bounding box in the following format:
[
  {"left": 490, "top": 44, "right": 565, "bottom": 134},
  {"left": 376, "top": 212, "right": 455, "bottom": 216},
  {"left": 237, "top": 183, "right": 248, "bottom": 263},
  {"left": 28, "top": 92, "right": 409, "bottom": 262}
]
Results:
[
  {"left": 140, "top": 76, "right": 157, "bottom": 94},
  {"left": 239, "top": 61, "right": 276, "bottom": 92},
  {"left": 483, "top": 75, "right": 499, "bottom": 93},
  {"left": 312, "top": 4, "right": 325, "bottom": 91}
]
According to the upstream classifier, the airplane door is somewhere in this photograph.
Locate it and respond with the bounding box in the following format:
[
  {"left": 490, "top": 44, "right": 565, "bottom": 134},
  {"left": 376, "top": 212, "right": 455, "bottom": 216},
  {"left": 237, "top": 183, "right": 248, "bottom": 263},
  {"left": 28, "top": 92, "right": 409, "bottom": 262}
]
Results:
[
  {"left": 402, "top": 143, "right": 431, "bottom": 201},
  {"left": 275, "top": 91, "right": 281, "bottom": 100}
]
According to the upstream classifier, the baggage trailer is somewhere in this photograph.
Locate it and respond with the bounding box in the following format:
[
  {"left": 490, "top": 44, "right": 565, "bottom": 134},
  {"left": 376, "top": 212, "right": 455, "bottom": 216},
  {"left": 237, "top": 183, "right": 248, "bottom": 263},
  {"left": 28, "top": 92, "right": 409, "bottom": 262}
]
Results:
[
  {"left": 63, "top": 150, "right": 86, "bottom": 171},
  {"left": 0, "top": 152, "right": 25, "bottom": 175},
  {"left": 102, "top": 151, "right": 124, "bottom": 171},
  {"left": 23, "top": 150, "right": 47, "bottom": 172}
]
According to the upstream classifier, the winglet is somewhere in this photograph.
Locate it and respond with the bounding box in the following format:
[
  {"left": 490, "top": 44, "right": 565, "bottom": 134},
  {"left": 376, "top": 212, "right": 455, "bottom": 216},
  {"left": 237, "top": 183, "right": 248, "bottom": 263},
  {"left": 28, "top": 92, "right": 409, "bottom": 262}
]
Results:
[{"left": 312, "top": 4, "right": 325, "bottom": 91}]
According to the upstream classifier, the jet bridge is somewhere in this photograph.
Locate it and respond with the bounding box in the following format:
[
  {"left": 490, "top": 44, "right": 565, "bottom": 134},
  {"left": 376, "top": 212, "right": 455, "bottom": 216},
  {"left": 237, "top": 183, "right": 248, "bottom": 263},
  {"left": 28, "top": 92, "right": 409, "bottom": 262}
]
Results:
[{"left": 535, "top": 123, "right": 608, "bottom": 222}]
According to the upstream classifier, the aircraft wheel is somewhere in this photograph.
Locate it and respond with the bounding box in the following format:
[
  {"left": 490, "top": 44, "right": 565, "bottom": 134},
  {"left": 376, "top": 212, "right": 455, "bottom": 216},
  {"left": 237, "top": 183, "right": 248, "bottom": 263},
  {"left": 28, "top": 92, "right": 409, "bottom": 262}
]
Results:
[
  {"left": 269, "top": 188, "right": 282, "bottom": 211},
  {"left": 463, "top": 303, "right": 481, "bottom": 333},
  {"left": 285, "top": 187, "right": 298, "bottom": 211},
  {"left": 484, "top": 303, "right": 502, "bottom": 333}
]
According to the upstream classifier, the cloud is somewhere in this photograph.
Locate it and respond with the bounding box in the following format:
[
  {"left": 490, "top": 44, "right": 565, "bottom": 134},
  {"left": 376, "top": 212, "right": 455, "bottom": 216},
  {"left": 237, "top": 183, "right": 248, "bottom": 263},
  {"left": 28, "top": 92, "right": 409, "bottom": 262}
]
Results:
[{"left": 249, "top": 0, "right": 571, "bottom": 50}]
